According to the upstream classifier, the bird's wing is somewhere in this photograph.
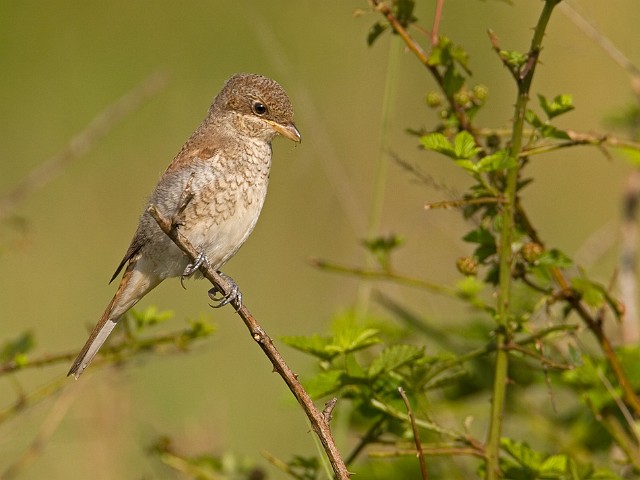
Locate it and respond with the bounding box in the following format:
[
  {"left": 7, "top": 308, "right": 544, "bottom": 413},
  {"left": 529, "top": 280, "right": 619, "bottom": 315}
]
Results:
[{"left": 110, "top": 232, "right": 144, "bottom": 284}]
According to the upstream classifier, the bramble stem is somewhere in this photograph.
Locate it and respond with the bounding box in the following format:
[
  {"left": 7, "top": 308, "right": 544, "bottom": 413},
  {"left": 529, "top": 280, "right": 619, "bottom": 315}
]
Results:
[{"left": 486, "top": 2, "right": 561, "bottom": 479}]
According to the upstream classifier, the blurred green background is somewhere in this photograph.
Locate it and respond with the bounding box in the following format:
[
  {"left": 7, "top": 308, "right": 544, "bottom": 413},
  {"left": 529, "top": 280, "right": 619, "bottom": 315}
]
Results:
[{"left": 1, "top": 1, "right": 638, "bottom": 478}]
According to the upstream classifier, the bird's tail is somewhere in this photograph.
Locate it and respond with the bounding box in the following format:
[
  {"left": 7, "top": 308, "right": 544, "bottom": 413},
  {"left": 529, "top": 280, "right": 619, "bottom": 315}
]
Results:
[{"left": 68, "top": 263, "right": 159, "bottom": 379}]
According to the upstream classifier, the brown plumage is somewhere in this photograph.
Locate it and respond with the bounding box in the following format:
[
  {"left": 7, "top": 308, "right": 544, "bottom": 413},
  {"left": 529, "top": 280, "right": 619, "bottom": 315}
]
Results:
[{"left": 68, "top": 73, "right": 300, "bottom": 379}]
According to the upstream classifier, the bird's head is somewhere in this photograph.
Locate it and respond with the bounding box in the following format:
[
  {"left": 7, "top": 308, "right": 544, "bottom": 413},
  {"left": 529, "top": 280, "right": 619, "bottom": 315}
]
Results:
[{"left": 213, "top": 73, "right": 301, "bottom": 144}]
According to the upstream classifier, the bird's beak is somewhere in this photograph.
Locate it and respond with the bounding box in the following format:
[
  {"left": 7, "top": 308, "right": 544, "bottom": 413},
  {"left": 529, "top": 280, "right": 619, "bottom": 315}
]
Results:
[{"left": 269, "top": 121, "right": 301, "bottom": 143}]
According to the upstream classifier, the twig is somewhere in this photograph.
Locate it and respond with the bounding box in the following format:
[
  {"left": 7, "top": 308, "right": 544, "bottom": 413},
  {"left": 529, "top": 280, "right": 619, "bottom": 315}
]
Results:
[
  {"left": 431, "top": 0, "right": 444, "bottom": 46},
  {"left": 1, "top": 386, "right": 79, "bottom": 480},
  {"left": 0, "top": 377, "right": 68, "bottom": 424},
  {"left": 398, "top": 387, "right": 428, "bottom": 480},
  {"left": 261, "top": 450, "right": 307, "bottom": 480},
  {"left": 147, "top": 204, "right": 350, "bottom": 480},
  {"left": 309, "top": 257, "right": 454, "bottom": 295},
  {"left": 475, "top": 127, "right": 640, "bottom": 152},
  {"left": 344, "top": 416, "right": 387, "bottom": 466},
  {"left": 0, "top": 71, "right": 168, "bottom": 221},
  {"left": 369, "top": 445, "right": 485, "bottom": 459},
  {"left": 0, "top": 320, "right": 213, "bottom": 377},
  {"left": 425, "top": 196, "right": 500, "bottom": 210},
  {"left": 367, "top": 0, "right": 476, "bottom": 136}
]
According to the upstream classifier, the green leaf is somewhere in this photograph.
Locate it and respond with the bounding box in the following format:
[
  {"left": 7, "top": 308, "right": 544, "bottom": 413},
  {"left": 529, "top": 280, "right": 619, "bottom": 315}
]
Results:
[
  {"left": 538, "top": 93, "right": 575, "bottom": 119},
  {"left": 421, "top": 132, "right": 455, "bottom": 157},
  {"left": 1, "top": 331, "right": 35, "bottom": 363},
  {"left": 450, "top": 44, "right": 471, "bottom": 74},
  {"left": 394, "top": 0, "right": 417, "bottom": 28},
  {"left": 501, "top": 438, "right": 543, "bottom": 470},
  {"left": 571, "top": 277, "right": 606, "bottom": 308},
  {"left": 330, "top": 327, "right": 381, "bottom": 355},
  {"left": 499, "top": 49, "right": 528, "bottom": 70},
  {"left": 525, "top": 108, "right": 544, "bottom": 128},
  {"left": 463, "top": 226, "right": 497, "bottom": 262},
  {"left": 129, "top": 306, "right": 174, "bottom": 329},
  {"left": 475, "top": 150, "right": 516, "bottom": 172},
  {"left": 453, "top": 131, "right": 482, "bottom": 159},
  {"left": 303, "top": 370, "right": 344, "bottom": 398},
  {"left": 421, "top": 132, "right": 480, "bottom": 161},
  {"left": 615, "top": 146, "right": 640, "bottom": 167},
  {"left": 540, "top": 454, "right": 568, "bottom": 475},
  {"left": 367, "top": 22, "right": 387, "bottom": 46},
  {"left": 535, "top": 248, "right": 573, "bottom": 269},
  {"left": 368, "top": 344, "right": 424, "bottom": 377},
  {"left": 183, "top": 318, "right": 216, "bottom": 340},
  {"left": 616, "top": 345, "right": 640, "bottom": 385},
  {"left": 526, "top": 108, "right": 571, "bottom": 139},
  {"left": 443, "top": 64, "right": 465, "bottom": 97},
  {"left": 362, "top": 234, "right": 405, "bottom": 270},
  {"left": 281, "top": 334, "right": 336, "bottom": 361},
  {"left": 539, "top": 124, "right": 572, "bottom": 140}
]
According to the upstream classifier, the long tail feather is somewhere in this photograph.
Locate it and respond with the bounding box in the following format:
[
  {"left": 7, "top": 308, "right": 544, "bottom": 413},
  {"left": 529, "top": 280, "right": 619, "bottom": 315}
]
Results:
[{"left": 68, "top": 262, "right": 159, "bottom": 379}]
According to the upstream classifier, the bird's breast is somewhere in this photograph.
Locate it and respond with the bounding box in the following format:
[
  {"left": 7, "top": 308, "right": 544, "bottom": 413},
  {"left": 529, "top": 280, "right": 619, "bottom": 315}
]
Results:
[{"left": 182, "top": 146, "right": 272, "bottom": 270}]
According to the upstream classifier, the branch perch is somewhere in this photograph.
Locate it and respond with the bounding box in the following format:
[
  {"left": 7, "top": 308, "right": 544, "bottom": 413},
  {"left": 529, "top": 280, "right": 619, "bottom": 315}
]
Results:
[{"left": 147, "top": 204, "right": 350, "bottom": 480}]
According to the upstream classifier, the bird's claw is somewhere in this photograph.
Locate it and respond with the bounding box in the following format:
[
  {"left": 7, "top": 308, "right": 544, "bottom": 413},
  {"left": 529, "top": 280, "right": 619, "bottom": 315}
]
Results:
[
  {"left": 181, "top": 251, "right": 210, "bottom": 289},
  {"left": 208, "top": 272, "right": 242, "bottom": 309}
]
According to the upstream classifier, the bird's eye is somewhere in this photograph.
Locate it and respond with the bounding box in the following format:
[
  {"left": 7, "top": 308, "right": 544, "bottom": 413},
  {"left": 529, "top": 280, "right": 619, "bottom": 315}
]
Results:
[{"left": 252, "top": 101, "right": 268, "bottom": 115}]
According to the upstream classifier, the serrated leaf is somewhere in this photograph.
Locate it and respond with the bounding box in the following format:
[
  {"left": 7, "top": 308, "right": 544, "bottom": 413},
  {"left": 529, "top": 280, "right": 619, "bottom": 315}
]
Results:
[
  {"left": 463, "top": 227, "right": 497, "bottom": 263},
  {"left": 330, "top": 327, "right": 381, "bottom": 355},
  {"left": 1, "top": 331, "right": 35, "bottom": 363},
  {"left": 303, "top": 370, "right": 344, "bottom": 398},
  {"left": 538, "top": 93, "right": 575, "bottom": 119},
  {"left": 454, "top": 159, "right": 477, "bottom": 173},
  {"left": 525, "top": 108, "right": 544, "bottom": 128},
  {"left": 421, "top": 132, "right": 455, "bottom": 158},
  {"left": 540, "top": 454, "right": 568, "bottom": 474},
  {"left": 368, "top": 344, "right": 424, "bottom": 377},
  {"left": 500, "top": 438, "right": 543, "bottom": 470},
  {"left": 421, "top": 132, "right": 480, "bottom": 161},
  {"left": 451, "top": 44, "right": 471, "bottom": 74},
  {"left": 453, "top": 131, "right": 482, "bottom": 159},
  {"left": 463, "top": 226, "right": 494, "bottom": 245},
  {"left": 571, "top": 277, "right": 606, "bottom": 308},
  {"left": 499, "top": 49, "right": 527, "bottom": 69},
  {"left": 539, "top": 124, "right": 572, "bottom": 140},
  {"left": 281, "top": 334, "right": 336, "bottom": 360},
  {"left": 367, "top": 22, "right": 387, "bottom": 46},
  {"left": 475, "top": 150, "right": 516, "bottom": 172},
  {"left": 427, "top": 36, "right": 452, "bottom": 67}
]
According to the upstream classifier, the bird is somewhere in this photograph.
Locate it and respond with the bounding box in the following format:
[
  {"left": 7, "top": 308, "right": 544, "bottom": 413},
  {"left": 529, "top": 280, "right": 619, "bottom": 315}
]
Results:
[{"left": 68, "top": 73, "right": 301, "bottom": 379}]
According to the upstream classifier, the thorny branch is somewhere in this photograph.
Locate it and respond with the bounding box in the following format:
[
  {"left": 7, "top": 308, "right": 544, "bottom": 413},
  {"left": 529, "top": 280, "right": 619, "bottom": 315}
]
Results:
[{"left": 147, "top": 202, "right": 351, "bottom": 480}]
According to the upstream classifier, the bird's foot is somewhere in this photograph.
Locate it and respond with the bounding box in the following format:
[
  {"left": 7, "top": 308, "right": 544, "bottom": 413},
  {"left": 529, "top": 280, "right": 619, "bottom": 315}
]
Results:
[
  {"left": 208, "top": 271, "right": 242, "bottom": 309},
  {"left": 180, "top": 251, "right": 210, "bottom": 288}
]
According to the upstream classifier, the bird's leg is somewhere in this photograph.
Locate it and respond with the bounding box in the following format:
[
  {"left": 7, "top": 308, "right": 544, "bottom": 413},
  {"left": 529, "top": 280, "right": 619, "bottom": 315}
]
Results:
[
  {"left": 208, "top": 271, "right": 242, "bottom": 309},
  {"left": 180, "top": 251, "right": 210, "bottom": 289}
]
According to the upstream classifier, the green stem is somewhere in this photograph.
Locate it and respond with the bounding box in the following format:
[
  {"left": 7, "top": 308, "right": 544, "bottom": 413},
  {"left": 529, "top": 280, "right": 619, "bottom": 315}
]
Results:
[
  {"left": 355, "top": 35, "right": 400, "bottom": 318},
  {"left": 485, "top": 2, "right": 560, "bottom": 478}
]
